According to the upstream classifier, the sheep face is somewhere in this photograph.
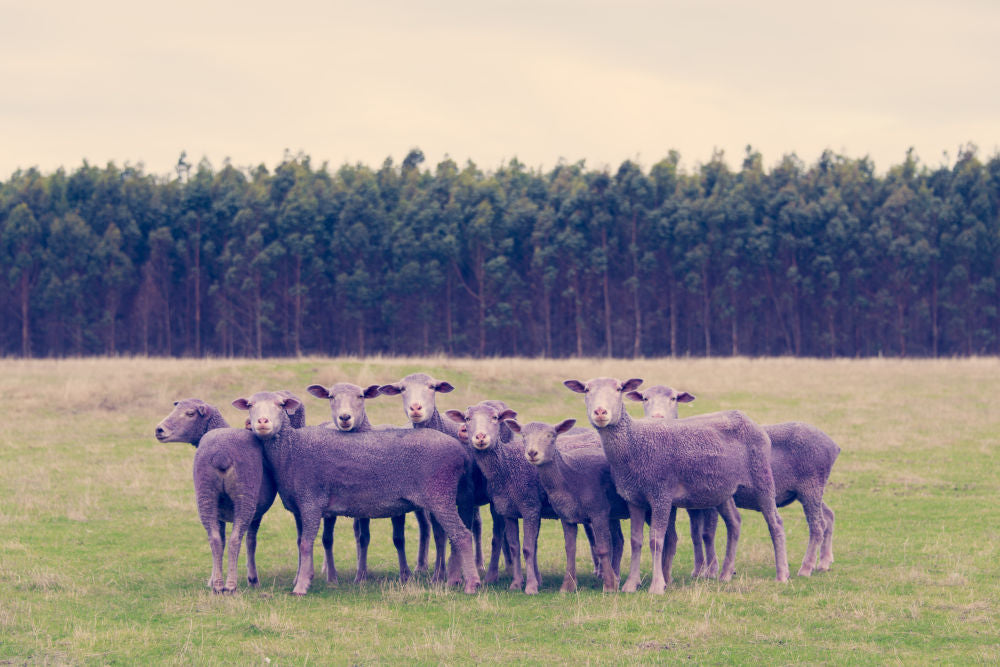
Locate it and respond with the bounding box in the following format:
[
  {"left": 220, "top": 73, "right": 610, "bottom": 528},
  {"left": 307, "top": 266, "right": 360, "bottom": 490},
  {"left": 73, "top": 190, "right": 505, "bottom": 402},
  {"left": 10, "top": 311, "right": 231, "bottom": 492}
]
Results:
[
  {"left": 379, "top": 373, "right": 454, "bottom": 425},
  {"left": 232, "top": 391, "right": 301, "bottom": 439},
  {"left": 307, "top": 382, "right": 379, "bottom": 431},
  {"left": 445, "top": 404, "right": 516, "bottom": 451},
  {"left": 515, "top": 419, "right": 577, "bottom": 465},
  {"left": 155, "top": 399, "right": 213, "bottom": 444},
  {"left": 563, "top": 377, "right": 642, "bottom": 429},
  {"left": 626, "top": 385, "right": 695, "bottom": 420}
]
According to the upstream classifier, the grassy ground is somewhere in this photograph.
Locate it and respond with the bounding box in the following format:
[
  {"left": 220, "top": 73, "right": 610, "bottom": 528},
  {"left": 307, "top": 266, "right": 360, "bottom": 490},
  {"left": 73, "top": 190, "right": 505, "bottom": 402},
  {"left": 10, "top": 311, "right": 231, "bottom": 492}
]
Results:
[{"left": 0, "top": 356, "right": 997, "bottom": 665}]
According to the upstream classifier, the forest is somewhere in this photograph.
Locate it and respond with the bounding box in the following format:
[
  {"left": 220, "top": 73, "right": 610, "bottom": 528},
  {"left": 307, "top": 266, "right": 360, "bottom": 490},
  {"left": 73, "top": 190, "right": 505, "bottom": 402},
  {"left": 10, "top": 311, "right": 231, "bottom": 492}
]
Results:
[{"left": 1, "top": 145, "right": 998, "bottom": 359}]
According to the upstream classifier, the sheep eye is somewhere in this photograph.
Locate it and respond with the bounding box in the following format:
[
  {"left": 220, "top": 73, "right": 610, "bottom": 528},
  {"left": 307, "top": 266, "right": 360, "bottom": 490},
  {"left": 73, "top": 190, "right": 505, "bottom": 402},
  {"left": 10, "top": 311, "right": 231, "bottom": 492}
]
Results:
[{"left": 185, "top": 410, "right": 195, "bottom": 417}]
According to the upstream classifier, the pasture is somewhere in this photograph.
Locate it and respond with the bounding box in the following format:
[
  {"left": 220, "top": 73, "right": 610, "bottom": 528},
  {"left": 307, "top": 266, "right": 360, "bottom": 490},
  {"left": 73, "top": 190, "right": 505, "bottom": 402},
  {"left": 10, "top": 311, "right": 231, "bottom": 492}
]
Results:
[{"left": 0, "top": 356, "right": 997, "bottom": 664}]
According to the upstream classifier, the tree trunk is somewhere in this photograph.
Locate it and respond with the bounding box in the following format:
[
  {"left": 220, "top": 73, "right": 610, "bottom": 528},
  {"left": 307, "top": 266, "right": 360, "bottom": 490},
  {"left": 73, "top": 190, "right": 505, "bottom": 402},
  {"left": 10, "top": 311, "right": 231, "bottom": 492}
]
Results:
[
  {"left": 702, "top": 264, "right": 711, "bottom": 357},
  {"left": 602, "top": 229, "right": 612, "bottom": 358},
  {"left": 543, "top": 285, "right": 552, "bottom": 358},
  {"left": 193, "top": 218, "right": 201, "bottom": 357},
  {"left": 20, "top": 275, "right": 30, "bottom": 358},
  {"left": 631, "top": 214, "right": 641, "bottom": 358},
  {"left": 669, "top": 280, "right": 677, "bottom": 358}
]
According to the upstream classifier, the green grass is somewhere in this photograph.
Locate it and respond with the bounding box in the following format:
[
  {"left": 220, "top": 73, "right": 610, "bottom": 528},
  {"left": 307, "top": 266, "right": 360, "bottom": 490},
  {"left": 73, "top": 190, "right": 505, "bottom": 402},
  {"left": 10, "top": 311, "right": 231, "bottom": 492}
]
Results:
[{"left": 1, "top": 357, "right": 998, "bottom": 664}]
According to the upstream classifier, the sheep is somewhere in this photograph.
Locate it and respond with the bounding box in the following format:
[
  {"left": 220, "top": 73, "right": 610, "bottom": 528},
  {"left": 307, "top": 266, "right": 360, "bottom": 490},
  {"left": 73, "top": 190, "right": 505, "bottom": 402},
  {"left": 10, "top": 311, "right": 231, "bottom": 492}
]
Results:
[
  {"left": 234, "top": 390, "right": 480, "bottom": 596},
  {"left": 444, "top": 401, "right": 556, "bottom": 593},
  {"left": 507, "top": 418, "right": 627, "bottom": 592},
  {"left": 379, "top": 373, "right": 511, "bottom": 583},
  {"left": 564, "top": 377, "right": 790, "bottom": 594},
  {"left": 154, "top": 398, "right": 275, "bottom": 593},
  {"left": 306, "top": 382, "right": 430, "bottom": 584},
  {"left": 628, "top": 385, "right": 840, "bottom": 577}
]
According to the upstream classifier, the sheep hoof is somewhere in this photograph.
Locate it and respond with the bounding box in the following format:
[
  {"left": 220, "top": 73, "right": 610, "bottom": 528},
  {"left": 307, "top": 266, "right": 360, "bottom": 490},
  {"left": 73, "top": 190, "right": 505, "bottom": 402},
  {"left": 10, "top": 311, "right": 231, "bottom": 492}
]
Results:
[
  {"left": 463, "top": 581, "right": 481, "bottom": 594},
  {"left": 508, "top": 579, "right": 522, "bottom": 591},
  {"left": 484, "top": 570, "right": 499, "bottom": 584},
  {"left": 247, "top": 576, "right": 259, "bottom": 587},
  {"left": 559, "top": 578, "right": 577, "bottom": 593},
  {"left": 797, "top": 566, "right": 813, "bottom": 577},
  {"left": 649, "top": 581, "right": 666, "bottom": 595},
  {"left": 621, "top": 579, "right": 640, "bottom": 593},
  {"left": 525, "top": 584, "right": 539, "bottom": 595}
]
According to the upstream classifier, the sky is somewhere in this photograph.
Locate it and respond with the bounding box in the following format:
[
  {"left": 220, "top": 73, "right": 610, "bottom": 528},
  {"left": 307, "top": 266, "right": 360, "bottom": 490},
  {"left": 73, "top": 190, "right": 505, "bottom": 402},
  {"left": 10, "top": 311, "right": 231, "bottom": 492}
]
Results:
[{"left": 2, "top": 0, "right": 999, "bottom": 180}]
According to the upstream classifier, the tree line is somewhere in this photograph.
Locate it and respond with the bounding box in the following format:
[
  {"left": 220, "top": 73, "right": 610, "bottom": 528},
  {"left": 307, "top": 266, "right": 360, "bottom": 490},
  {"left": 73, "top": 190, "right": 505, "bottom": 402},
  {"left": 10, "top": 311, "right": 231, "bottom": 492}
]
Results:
[{"left": 1, "top": 145, "right": 998, "bottom": 359}]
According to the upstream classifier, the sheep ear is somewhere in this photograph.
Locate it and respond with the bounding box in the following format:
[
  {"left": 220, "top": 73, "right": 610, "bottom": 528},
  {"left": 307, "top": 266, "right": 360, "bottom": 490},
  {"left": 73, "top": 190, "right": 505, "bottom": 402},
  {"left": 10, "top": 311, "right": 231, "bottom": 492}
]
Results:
[
  {"left": 497, "top": 408, "right": 518, "bottom": 421},
  {"left": 434, "top": 381, "right": 455, "bottom": 394},
  {"left": 677, "top": 392, "right": 695, "bottom": 403},
  {"left": 444, "top": 409, "right": 466, "bottom": 423},
  {"left": 505, "top": 419, "right": 522, "bottom": 433},
  {"left": 363, "top": 384, "right": 382, "bottom": 399},
  {"left": 625, "top": 391, "right": 644, "bottom": 402},
  {"left": 196, "top": 403, "right": 211, "bottom": 417},
  {"left": 563, "top": 379, "right": 586, "bottom": 393},
  {"left": 306, "top": 384, "right": 331, "bottom": 399},
  {"left": 379, "top": 384, "right": 402, "bottom": 396},
  {"left": 232, "top": 398, "right": 250, "bottom": 411},
  {"left": 621, "top": 378, "right": 643, "bottom": 392},
  {"left": 282, "top": 397, "right": 302, "bottom": 414},
  {"left": 173, "top": 400, "right": 179, "bottom": 406},
  {"left": 555, "top": 418, "right": 576, "bottom": 434}
]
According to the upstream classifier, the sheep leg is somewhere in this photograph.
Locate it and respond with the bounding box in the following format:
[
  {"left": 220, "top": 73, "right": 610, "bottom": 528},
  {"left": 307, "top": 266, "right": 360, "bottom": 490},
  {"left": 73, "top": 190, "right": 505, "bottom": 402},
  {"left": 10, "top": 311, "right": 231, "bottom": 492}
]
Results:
[
  {"left": 648, "top": 501, "right": 674, "bottom": 595},
  {"left": 471, "top": 507, "right": 484, "bottom": 571},
  {"left": 429, "top": 504, "right": 480, "bottom": 593},
  {"left": 760, "top": 499, "right": 790, "bottom": 582},
  {"left": 622, "top": 503, "right": 646, "bottom": 592},
  {"left": 701, "top": 508, "right": 720, "bottom": 578},
  {"left": 429, "top": 517, "right": 448, "bottom": 583},
  {"left": 321, "top": 516, "right": 338, "bottom": 585},
  {"left": 589, "top": 517, "right": 619, "bottom": 593},
  {"left": 610, "top": 518, "right": 624, "bottom": 577},
  {"left": 522, "top": 513, "right": 542, "bottom": 594},
  {"left": 245, "top": 515, "right": 263, "bottom": 587},
  {"left": 582, "top": 522, "right": 600, "bottom": 578},
  {"left": 353, "top": 518, "right": 371, "bottom": 584},
  {"left": 504, "top": 517, "right": 524, "bottom": 591},
  {"left": 415, "top": 509, "right": 431, "bottom": 573},
  {"left": 797, "top": 495, "right": 827, "bottom": 577},
  {"left": 388, "top": 514, "right": 412, "bottom": 583},
  {"left": 817, "top": 502, "right": 835, "bottom": 571},
  {"left": 485, "top": 504, "right": 505, "bottom": 583},
  {"left": 688, "top": 508, "right": 705, "bottom": 577},
  {"left": 560, "top": 520, "right": 578, "bottom": 593},
  {"left": 292, "top": 510, "right": 321, "bottom": 596},
  {"left": 659, "top": 506, "right": 678, "bottom": 585},
  {"left": 716, "top": 498, "right": 741, "bottom": 581},
  {"left": 224, "top": 518, "right": 250, "bottom": 593},
  {"left": 203, "top": 519, "right": 225, "bottom": 594}
]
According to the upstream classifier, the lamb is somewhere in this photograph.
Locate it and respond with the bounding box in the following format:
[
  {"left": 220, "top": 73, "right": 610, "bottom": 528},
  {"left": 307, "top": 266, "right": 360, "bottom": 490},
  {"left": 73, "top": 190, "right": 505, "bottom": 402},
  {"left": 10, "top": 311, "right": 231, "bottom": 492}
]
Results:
[
  {"left": 379, "top": 373, "right": 511, "bottom": 583},
  {"left": 564, "top": 377, "right": 789, "bottom": 594},
  {"left": 234, "top": 390, "right": 480, "bottom": 596},
  {"left": 306, "top": 382, "right": 430, "bottom": 584},
  {"left": 154, "top": 398, "right": 276, "bottom": 593},
  {"left": 507, "top": 418, "right": 627, "bottom": 592},
  {"left": 444, "top": 401, "right": 554, "bottom": 593},
  {"left": 629, "top": 385, "right": 840, "bottom": 577}
]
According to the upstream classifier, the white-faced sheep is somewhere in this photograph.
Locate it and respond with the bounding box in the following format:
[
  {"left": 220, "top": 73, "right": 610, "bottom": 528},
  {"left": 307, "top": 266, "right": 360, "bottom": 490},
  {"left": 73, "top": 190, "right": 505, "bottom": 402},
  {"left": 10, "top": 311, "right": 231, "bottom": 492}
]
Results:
[
  {"left": 629, "top": 385, "right": 840, "bottom": 577},
  {"left": 564, "top": 377, "right": 790, "bottom": 594},
  {"left": 234, "top": 390, "right": 480, "bottom": 596},
  {"left": 155, "top": 398, "right": 275, "bottom": 593},
  {"left": 306, "top": 381, "right": 430, "bottom": 584},
  {"left": 507, "top": 418, "right": 627, "bottom": 592},
  {"left": 380, "top": 373, "right": 512, "bottom": 583}
]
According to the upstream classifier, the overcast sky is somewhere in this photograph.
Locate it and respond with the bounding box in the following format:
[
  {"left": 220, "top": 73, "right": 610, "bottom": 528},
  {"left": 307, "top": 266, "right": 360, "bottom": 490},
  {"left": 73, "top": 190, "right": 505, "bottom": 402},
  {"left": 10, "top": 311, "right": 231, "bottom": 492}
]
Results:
[{"left": 2, "top": 0, "right": 998, "bottom": 179}]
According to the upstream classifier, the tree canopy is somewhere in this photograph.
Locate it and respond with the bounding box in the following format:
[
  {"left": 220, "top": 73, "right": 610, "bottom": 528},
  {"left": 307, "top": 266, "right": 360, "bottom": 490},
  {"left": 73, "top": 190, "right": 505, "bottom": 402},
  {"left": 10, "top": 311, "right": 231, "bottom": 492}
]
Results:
[{"left": 2, "top": 146, "right": 998, "bottom": 358}]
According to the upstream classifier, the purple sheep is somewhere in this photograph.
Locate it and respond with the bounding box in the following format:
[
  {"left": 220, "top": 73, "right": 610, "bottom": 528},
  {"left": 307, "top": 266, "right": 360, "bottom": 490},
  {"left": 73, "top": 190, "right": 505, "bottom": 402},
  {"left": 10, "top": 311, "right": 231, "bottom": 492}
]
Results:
[
  {"left": 564, "top": 377, "right": 790, "bottom": 594},
  {"left": 155, "top": 398, "right": 276, "bottom": 593},
  {"left": 507, "top": 418, "right": 627, "bottom": 592},
  {"left": 306, "top": 381, "right": 431, "bottom": 584},
  {"left": 234, "top": 390, "right": 480, "bottom": 596},
  {"left": 380, "top": 373, "right": 513, "bottom": 583},
  {"left": 629, "top": 385, "right": 840, "bottom": 577}
]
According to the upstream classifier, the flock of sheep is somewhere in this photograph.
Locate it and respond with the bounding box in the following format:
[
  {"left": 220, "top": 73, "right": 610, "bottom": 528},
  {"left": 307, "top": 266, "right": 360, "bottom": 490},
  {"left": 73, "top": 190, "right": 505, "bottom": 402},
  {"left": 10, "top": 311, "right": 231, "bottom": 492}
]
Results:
[{"left": 153, "top": 372, "right": 840, "bottom": 596}]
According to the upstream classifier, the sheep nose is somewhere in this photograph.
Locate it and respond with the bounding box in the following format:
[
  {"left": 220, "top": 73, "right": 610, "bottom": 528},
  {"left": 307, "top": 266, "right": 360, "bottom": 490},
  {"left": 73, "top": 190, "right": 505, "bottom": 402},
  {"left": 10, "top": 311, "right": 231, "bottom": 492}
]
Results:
[
  {"left": 593, "top": 407, "right": 608, "bottom": 418},
  {"left": 409, "top": 403, "right": 422, "bottom": 412},
  {"left": 339, "top": 414, "right": 352, "bottom": 422},
  {"left": 474, "top": 432, "right": 487, "bottom": 441},
  {"left": 526, "top": 449, "right": 538, "bottom": 461},
  {"left": 257, "top": 416, "right": 270, "bottom": 425},
  {"left": 155, "top": 426, "right": 165, "bottom": 437}
]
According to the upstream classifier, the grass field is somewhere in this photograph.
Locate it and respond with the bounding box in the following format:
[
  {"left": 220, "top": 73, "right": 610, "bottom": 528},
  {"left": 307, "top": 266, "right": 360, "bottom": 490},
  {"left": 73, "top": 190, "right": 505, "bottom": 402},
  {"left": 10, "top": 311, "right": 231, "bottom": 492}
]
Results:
[{"left": 1, "top": 356, "right": 998, "bottom": 664}]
